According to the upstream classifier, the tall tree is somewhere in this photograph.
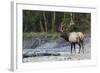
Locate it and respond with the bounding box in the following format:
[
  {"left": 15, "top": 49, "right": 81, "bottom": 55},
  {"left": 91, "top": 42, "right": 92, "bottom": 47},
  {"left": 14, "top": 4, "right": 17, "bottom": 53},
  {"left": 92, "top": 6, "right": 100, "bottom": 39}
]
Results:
[
  {"left": 63, "top": 12, "right": 66, "bottom": 23},
  {"left": 43, "top": 11, "right": 47, "bottom": 32},
  {"left": 51, "top": 12, "right": 56, "bottom": 32},
  {"left": 39, "top": 15, "right": 44, "bottom": 32}
]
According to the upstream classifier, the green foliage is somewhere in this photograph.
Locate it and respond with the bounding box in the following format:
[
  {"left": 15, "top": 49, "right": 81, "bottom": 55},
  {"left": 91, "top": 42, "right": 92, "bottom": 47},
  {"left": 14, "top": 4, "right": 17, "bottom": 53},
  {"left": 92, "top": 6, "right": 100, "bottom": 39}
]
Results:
[
  {"left": 23, "top": 32, "right": 60, "bottom": 40},
  {"left": 23, "top": 10, "right": 91, "bottom": 33}
]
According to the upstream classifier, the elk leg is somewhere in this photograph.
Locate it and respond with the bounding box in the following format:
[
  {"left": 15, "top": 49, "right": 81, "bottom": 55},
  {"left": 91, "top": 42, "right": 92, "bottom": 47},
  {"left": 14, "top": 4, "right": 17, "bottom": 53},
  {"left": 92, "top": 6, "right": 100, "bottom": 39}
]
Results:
[
  {"left": 81, "top": 40, "right": 84, "bottom": 54},
  {"left": 71, "top": 43, "right": 73, "bottom": 53},
  {"left": 78, "top": 43, "right": 81, "bottom": 53},
  {"left": 74, "top": 43, "right": 76, "bottom": 53}
]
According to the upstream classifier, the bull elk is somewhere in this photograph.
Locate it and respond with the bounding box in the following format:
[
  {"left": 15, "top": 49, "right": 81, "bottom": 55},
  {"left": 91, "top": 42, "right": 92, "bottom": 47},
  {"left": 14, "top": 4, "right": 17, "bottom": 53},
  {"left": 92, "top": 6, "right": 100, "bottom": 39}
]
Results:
[{"left": 59, "top": 23, "right": 84, "bottom": 53}]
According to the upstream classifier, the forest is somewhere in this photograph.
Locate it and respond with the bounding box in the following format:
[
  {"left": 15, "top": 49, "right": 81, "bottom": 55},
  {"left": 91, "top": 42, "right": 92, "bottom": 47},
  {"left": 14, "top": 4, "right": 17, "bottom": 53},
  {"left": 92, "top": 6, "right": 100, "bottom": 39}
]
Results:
[{"left": 23, "top": 10, "right": 91, "bottom": 33}]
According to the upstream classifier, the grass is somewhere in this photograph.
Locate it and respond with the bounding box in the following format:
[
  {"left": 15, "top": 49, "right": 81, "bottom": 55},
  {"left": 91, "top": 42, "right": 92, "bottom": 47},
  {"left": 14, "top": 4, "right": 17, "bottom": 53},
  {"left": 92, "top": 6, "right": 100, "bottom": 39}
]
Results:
[{"left": 23, "top": 32, "right": 60, "bottom": 39}]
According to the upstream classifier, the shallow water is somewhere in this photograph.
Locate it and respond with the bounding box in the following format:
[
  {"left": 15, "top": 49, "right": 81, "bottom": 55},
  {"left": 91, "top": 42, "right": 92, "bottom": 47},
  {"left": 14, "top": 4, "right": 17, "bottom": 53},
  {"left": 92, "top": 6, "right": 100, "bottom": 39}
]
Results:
[{"left": 23, "top": 33, "right": 91, "bottom": 62}]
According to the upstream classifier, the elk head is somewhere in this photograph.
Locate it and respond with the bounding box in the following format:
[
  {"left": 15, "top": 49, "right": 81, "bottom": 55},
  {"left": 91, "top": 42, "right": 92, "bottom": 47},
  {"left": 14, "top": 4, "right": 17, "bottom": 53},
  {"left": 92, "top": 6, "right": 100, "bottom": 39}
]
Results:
[{"left": 59, "top": 22, "right": 70, "bottom": 41}]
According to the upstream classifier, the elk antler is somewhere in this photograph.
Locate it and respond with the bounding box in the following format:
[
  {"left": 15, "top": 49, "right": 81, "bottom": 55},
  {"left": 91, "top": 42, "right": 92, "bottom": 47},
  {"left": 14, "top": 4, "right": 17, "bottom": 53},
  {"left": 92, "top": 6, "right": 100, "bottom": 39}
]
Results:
[{"left": 59, "top": 22, "right": 65, "bottom": 33}]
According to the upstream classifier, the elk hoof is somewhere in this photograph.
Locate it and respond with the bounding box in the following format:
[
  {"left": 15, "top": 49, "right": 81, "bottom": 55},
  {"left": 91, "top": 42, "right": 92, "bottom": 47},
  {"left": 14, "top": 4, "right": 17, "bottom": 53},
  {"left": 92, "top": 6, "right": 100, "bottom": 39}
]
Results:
[{"left": 78, "top": 52, "right": 80, "bottom": 54}]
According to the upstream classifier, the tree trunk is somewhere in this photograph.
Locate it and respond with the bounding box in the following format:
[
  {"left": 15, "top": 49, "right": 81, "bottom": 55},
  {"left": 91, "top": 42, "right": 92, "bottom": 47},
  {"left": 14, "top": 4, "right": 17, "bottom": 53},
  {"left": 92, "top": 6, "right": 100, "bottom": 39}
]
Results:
[
  {"left": 43, "top": 12, "right": 47, "bottom": 32},
  {"left": 61, "top": 12, "right": 66, "bottom": 26},
  {"left": 39, "top": 19, "right": 44, "bottom": 32},
  {"left": 51, "top": 12, "right": 56, "bottom": 32},
  {"left": 63, "top": 12, "right": 66, "bottom": 22}
]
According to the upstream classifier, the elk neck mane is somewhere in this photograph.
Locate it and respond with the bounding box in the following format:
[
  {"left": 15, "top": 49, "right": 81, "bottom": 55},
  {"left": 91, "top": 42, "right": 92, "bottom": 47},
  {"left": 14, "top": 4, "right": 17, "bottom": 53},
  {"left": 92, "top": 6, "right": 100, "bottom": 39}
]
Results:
[{"left": 60, "top": 31, "right": 70, "bottom": 41}]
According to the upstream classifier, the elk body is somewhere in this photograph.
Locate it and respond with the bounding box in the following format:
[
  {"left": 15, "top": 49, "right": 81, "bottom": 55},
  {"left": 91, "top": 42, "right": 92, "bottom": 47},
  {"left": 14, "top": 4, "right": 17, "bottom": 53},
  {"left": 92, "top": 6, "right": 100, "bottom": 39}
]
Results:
[{"left": 59, "top": 24, "right": 84, "bottom": 53}]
